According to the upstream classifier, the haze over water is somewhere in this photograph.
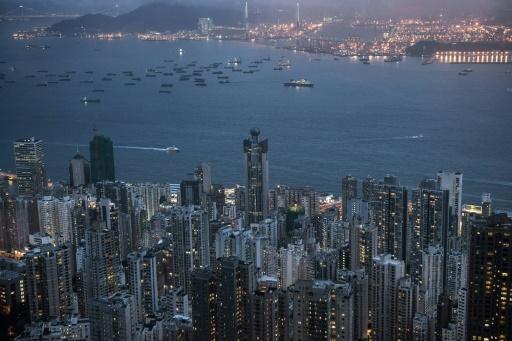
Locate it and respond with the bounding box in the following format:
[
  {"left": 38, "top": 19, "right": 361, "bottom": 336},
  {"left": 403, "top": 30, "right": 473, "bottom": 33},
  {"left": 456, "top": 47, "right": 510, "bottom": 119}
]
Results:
[{"left": 1, "top": 19, "right": 511, "bottom": 209}]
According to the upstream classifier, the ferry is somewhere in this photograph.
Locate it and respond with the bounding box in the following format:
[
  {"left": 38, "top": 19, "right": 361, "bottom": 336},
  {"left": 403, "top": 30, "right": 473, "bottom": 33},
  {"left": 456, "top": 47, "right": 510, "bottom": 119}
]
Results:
[
  {"left": 284, "top": 79, "right": 314, "bottom": 87},
  {"left": 278, "top": 59, "right": 291, "bottom": 67},
  {"left": 80, "top": 97, "right": 100, "bottom": 104},
  {"left": 463, "top": 68, "right": 473, "bottom": 73}
]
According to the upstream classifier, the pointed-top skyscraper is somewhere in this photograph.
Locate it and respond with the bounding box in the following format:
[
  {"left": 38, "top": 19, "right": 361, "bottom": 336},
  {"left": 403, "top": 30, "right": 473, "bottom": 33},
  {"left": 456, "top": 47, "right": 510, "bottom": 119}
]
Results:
[{"left": 243, "top": 128, "right": 268, "bottom": 224}]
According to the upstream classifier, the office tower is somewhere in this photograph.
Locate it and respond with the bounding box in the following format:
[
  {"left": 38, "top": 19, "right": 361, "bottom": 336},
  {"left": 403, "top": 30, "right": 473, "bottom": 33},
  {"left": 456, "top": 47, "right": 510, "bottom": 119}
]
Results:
[
  {"left": 436, "top": 171, "right": 463, "bottom": 237},
  {"left": 216, "top": 256, "right": 255, "bottom": 341},
  {"left": 169, "top": 206, "right": 209, "bottom": 294},
  {"left": 370, "top": 179, "right": 408, "bottom": 260},
  {"left": 341, "top": 175, "right": 358, "bottom": 221},
  {"left": 243, "top": 128, "right": 269, "bottom": 224},
  {"left": 251, "top": 286, "right": 280, "bottom": 341},
  {"left": 191, "top": 269, "right": 217, "bottom": 341},
  {"left": 69, "top": 151, "right": 91, "bottom": 187},
  {"left": 89, "top": 133, "right": 115, "bottom": 183},
  {"left": 290, "top": 280, "right": 354, "bottom": 340},
  {"left": 84, "top": 223, "right": 120, "bottom": 301},
  {"left": 338, "top": 269, "right": 369, "bottom": 340},
  {"left": 14, "top": 137, "right": 46, "bottom": 198},
  {"left": 91, "top": 292, "right": 136, "bottom": 341},
  {"left": 396, "top": 276, "right": 417, "bottom": 341},
  {"left": 127, "top": 250, "right": 159, "bottom": 320},
  {"left": 0, "top": 269, "right": 28, "bottom": 339},
  {"left": 180, "top": 179, "right": 200, "bottom": 206},
  {"left": 409, "top": 180, "right": 449, "bottom": 282},
  {"left": 370, "top": 254, "right": 405, "bottom": 341},
  {"left": 194, "top": 162, "right": 211, "bottom": 194},
  {"left": 467, "top": 214, "right": 512, "bottom": 339},
  {"left": 24, "top": 243, "right": 73, "bottom": 320}
]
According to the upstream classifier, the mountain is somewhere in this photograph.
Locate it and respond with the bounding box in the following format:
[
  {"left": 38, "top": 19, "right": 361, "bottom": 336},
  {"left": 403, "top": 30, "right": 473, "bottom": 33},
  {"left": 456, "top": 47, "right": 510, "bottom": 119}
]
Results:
[{"left": 50, "top": 2, "right": 243, "bottom": 35}]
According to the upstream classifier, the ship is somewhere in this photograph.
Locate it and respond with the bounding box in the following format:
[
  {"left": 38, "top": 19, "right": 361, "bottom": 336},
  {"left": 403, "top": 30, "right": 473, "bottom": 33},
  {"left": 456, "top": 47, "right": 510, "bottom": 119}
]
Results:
[
  {"left": 80, "top": 97, "right": 100, "bottom": 104},
  {"left": 284, "top": 79, "right": 314, "bottom": 87},
  {"left": 463, "top": 68, "right": 473, "bottom": 73},
  {"left": 278, "top": 59, "right": 291, "bottom": 67},
  {"left": 228, "top": 57, "right": 242, "bottom": 65},
  {"left": 358, "top": 56, "right": 370, "bottom": 62},
  {"left": 384, "top": 55, "right": 403, "bottom": 62}
]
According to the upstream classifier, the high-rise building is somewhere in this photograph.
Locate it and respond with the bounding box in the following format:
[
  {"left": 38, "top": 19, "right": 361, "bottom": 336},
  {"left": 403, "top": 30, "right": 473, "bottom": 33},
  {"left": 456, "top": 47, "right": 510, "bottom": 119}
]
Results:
[
  {"left": 370, "top": 179, "right": 408, "bottom": 260},
  {"left": 90, "top": 292, "right": 136, "bottom": 341},
  {"left": 243, "top": 128, "right": 269, "bottom": 224},
  {"left": 180, "top": 179, "right": 201, "bottom": 206},
  {"left": 127, "top": 249, "right": 159, "bottom": 320},
  {"left": 194, "top": 162, "right": 212, "bottom": 194},
  {"left": 370, "top": 254, "right": 405, "bottom": 341},
  {"left": 251, "top": 286, "right": 280, "bottom": 341},
  {"left": 290, "top": 279, "right": 354, "bottom": 340},
  {"left": 14, "top": 137, "right": 46, "bottom": 198},
  {"left": 24, "top": 243, "right": 73, "bottom": 321},
  {"left": 341, "top": 175, "right": 358, "bottom": 221},
  {"left": 169, "top": 206, "right": 209, "bottom": 294},
  {"left": 89, "top": 134, "right": 115, "bottom": 183},
  {"left": 0, "top": 269, "right": 28, "bottom": 339},
  {"left": 216, "top": 257, "right": 255, "bottom": 341},
  {"left": 419, "top": 245, "right": 443, "bottom": 316},
  {"left": 197, "top": 17, "right": 213, "bottom": 35},
  {"left": 436, "top": 171, "right": 463, "bottom": 237},
  {"left": 396, "top": 276, "right": 417, "bottom": 341},
  {"left": 190, "top": 269, "right": 217, "bottom": 341},
  {"left": 467, "top": 214, "right": 512, "bottom": 339},
  {"left": 409, "top": 179, "right": 449, "bottom": 282},
  {"left": 69, "top": 151, "right": 91, "bottom": 187},
  {"left": 84, "top": 223, "right": 120, "bottom": 301}
]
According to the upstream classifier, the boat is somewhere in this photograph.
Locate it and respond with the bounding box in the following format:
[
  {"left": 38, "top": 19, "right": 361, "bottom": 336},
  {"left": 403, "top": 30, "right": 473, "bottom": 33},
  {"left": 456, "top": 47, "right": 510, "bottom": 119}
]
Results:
[
  {"left": 161, "top": 83, "right": 173, "bottom": 88},
  {"left": 463, "top": 68, "right": 473, "bottom": 73},
  {"left": 278, "top": 60, "right": 291, "bottom": 67},
  {"left": 212, "top": 71, "right": 223, "bottom": 75},
  {"left": 163, "top": 73, "right": 173, "bottom": 76},
  {"left": 132, "top": 77, "right": 141, "bottom": 81},
  {"left": 195, "top": 83, "right": 207, "bottom": 87},
  {"left": 284, "top": 79, "right": 314, "bottom": 87},
  {"left": 384, "top": 55, "right": 403, "bottom": 62},
  {"left": 194, "top": 78, "right": 206, "bottom": 83},
  {"left": 458, "top": 71, "right": 468, "bottom": 76},
  {"left": 228, "top": 57, "right": 242, "bottom": 65},
  {"left": 179, "top": 76, "right": 190, "bottom": 81},
  {"left": 422, "top": 58, "right": 435, "bottom": 65},
  {"left": 232, "top": 69, "right": 242, "bottom": 72},
  {"left": 243, "top": 70, "right": 254, "bottom": 74},
  {"left": 107, "top": 73, "right": 117, "bottom": 76},
  {"left": 159, "top": 90, "right": 171, "bottom": 93},
  {"left": 80, "top": 97, "right": 100, "bottom": 104},
  {"left": 85, "top": 71, "right": 94, "bottom": 74},
  {"left": 92, "top": 89, "right": 105, "bottom": 92},
  {"left": 124, "top": 82, "right": 136, "bottom": 86},
  {"left": 145, "top": 74, "right": 156, "bottom": 78},
  {"left": 273, "top": 66, "right": 283, "bottom": 71},
  {"left": 24, "top": 75, "right": 36, "bottom": 78},
  {"left": 102, "top": 77, "right": 112, "bottom": 81},
  {"left": 358, "top": 56, "right": 370, "bottom": 62},
  {"left": 48, "top": 81, "right": 58, "bottom": 84},
  {"left": 36, "top": 82, "right": 47, "bottom": 87},
  {"left": 37, "top": 70, "right": 48, "bottom": 73},
  {"left": 363, "top": 61, "right": 370, "bottom": 65},
  {"left": 59, "top": 78, "right": 71, "bottom": 82},
  {"left": 66, "top": 71, "right": 76, "bottom": 74},
  {"left": 217, "top": 76, "right": 229, "bottom": 79},
  {"left": 219, "top": 80, "right": 230, "bottom": 84}
]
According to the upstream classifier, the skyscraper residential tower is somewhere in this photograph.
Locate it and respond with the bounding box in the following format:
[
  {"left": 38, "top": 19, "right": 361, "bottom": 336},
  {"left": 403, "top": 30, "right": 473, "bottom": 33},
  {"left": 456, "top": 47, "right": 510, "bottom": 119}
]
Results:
[
  {"left": 243, "top": 128, "right": 269, "bottom": 224},
  {"left": 69, "top": 151, "right": 91, "bottom": 187}
]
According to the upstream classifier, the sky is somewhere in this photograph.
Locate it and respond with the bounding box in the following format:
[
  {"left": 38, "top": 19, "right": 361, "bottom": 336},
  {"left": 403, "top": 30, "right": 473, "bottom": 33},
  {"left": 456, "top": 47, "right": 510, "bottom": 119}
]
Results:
[{"left": 1, "top": 0, "right": 510, "bottom": 20}]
